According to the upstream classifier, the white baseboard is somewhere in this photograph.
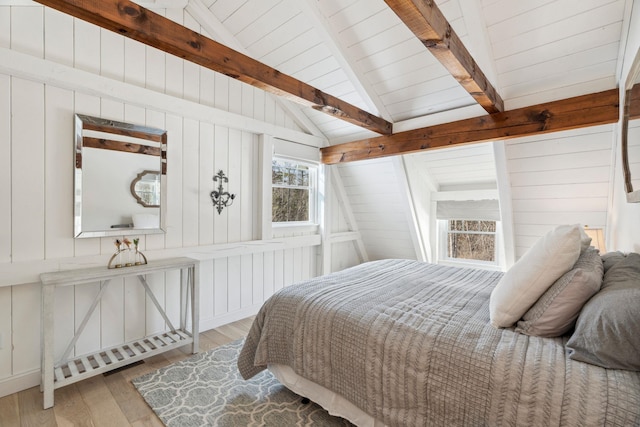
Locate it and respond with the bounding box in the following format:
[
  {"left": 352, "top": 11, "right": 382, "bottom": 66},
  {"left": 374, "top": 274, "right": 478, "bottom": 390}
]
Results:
[
  {"left": 0, "top": 309, "right": 261, "bottom": 399},
  {"left": 0, "top": 369, "right": 41, "bottom": 399},
  {"left": 199, "top": 305, "right": 261, "bottom": 332}
]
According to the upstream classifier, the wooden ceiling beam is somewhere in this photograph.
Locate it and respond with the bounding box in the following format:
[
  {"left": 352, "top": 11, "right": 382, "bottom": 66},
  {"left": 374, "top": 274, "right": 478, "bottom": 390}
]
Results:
[
  {"left": 320, "top": 89, "right": 619, "bottom": 164},
  {"left": 385, "top": 0, "right": 504, "bottom": 114},
  {"left": 34, "top": 0, "right": 392, "bottom": 135}
]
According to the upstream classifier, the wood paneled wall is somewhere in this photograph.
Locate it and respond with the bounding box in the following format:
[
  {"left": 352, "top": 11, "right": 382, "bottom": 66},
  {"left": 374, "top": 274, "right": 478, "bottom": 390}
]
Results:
[
  {"left": 0, "top": 4, "right": 348, "bottom": 397},
  {"left": 337, "top": 158, "right": 419, "bottom": 261},
  {"left": 505, "top": 124, "right": 615, "bottom": 258}
]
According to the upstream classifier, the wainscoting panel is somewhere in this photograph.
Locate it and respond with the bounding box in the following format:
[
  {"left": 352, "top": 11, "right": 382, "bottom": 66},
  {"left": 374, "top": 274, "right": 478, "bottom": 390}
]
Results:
[
  {"left": 11, "top": 77, "right": 45, "bottom": 263},
  {"left": 0, "top": 287, "right": 12, "bottom": 380},
  {"left": 0, "top": 74, "right": 10, "bottom": 264}
]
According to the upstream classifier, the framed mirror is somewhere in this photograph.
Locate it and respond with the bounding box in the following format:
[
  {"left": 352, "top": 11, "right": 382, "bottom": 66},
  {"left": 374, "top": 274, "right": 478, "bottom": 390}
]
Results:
[
  {"left": 74, "top": 114, "right": 167, "bottom": 238},
  {"left": 622, "top": 46, "right": 640, "bottom": 202}
]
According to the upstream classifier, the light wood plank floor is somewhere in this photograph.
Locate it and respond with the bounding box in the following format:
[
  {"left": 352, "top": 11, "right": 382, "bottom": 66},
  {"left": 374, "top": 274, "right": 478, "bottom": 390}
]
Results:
[{"left": 0, "top": 317, "right": 254, "bottom": 427}]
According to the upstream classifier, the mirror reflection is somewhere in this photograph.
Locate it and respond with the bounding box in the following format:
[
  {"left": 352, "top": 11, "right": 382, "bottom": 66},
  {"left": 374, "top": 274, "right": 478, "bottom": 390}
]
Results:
[
  {"left": 131, "top": 170, "right": 161, "bottom": 208},
  {"left": 622, "top": 47, "right": 640, "bottom": 202},
  {"left": 74, "top": 114, "right": 167, "bottom": 238}
]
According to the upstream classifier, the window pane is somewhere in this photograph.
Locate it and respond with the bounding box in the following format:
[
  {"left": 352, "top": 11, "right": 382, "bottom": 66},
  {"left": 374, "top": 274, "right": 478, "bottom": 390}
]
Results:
[
  {"left": 272, "top": 158, "right": 315, "bottom": 223},
  {"left": 272, "top": 161, "right": 284, "bottom": 185},
  {"left": 298, "top": 167, "right": 309, "bottom": 186},
  {"left": 449, "top": 220, "right": 496, "bottom": 232},
  {"left": 284, "top": 166, "right": 294, "bottom": 185},
  {"left": 272, "top": 160, "right": 310, "bottom": 188},
  {"left": 272, "top": 188, "right": 309, "bottom": 222},
  {"left": 447, "top": 232, "right": 495, "bottom": 262}
]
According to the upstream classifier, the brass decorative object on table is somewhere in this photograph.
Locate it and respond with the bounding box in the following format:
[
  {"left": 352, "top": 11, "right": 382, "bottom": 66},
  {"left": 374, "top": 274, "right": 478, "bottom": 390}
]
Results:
[{"left": 108, "top": 237, "right": 148, "bottom": 268}]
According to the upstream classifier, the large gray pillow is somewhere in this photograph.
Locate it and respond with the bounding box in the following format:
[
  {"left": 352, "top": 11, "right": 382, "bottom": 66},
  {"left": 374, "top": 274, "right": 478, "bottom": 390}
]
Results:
[
  {"left": 515, "top": 247, "right": 603, "bottom": 337},
  {"left": 566, "top": 252, "right": 640, "bottom": 371},
  {"left": 600, "top": 251, "right": 626, "bottom": 273}
]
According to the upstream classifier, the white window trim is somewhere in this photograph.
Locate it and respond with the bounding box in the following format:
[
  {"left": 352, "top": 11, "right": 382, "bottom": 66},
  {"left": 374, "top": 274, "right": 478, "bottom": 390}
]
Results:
[
  {"left": 272, "top": 223, "right": 320, "bottom": 236},
  {"left": 436, "top": 219, "right": 503, "bottom": 271},
  {"left": 272, "top": 155, "right": 319, "bottom": 227}
]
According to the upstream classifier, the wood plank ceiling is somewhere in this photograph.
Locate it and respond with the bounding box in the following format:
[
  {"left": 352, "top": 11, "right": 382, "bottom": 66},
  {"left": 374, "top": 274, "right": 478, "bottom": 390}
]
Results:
[
  {"left": 384, "top": 0, "right": 504, "bottom": 114},
  {"left": 35, "top": 0, "right": 629, "bottom": 161},
  {"left": 32, "top": 0, "right": 393, "bottom": 135}
]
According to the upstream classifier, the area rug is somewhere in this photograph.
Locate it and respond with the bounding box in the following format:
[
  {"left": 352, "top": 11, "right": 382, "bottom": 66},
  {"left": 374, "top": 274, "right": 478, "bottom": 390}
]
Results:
[{"left": 132, "top": 339, "right": 353, "bottom": 426}]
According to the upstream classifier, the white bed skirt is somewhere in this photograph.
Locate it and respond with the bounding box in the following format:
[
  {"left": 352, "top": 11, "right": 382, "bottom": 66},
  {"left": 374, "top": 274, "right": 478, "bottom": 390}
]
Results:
[{"left": 269, "top": 364, "right": 386, "bottom": 427}]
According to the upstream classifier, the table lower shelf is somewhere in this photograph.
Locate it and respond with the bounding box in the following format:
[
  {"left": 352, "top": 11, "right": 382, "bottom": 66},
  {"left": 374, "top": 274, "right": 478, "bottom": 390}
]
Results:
[{"left": 53, "top": 329, "right": 193, "bottom": 389}]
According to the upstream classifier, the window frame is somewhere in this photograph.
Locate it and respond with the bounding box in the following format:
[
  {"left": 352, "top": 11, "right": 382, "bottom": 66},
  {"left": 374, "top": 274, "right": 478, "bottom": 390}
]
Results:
[
  {"left": 271, "top": 155, "right": 318, "bottom": 226},
  {"left": 437, "top": 219, "right": 501, "bottom": 269}
]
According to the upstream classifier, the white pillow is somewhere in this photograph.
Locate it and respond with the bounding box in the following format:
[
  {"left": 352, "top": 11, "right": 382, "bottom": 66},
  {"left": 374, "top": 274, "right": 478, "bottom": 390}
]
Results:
[{"left": 489, "top": 224, "right": 591, "bottom": 328}]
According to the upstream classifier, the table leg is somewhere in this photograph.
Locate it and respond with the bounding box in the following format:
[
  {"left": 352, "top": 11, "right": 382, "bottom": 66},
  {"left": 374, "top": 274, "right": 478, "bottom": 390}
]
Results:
[
  {"left": 41, "top": 285, "right": 55, "bottom": 409},
  {"left": 180, "top": 268, "right": 188, "bottom": 332},
  {"left": 191, "top": 265, "right": 199, "bottom": 354}
]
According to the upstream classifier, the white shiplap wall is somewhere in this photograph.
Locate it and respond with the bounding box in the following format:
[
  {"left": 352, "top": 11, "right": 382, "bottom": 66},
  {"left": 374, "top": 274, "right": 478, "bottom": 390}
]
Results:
[
  {"left": 506, "top": 124, "right": 615, "bottom": 258},
  {"left": 337, "top": 158, "right": 419, "bottom": 261},
  {"left": 0, "top": 5, "right": 330, "bottom": 397}
]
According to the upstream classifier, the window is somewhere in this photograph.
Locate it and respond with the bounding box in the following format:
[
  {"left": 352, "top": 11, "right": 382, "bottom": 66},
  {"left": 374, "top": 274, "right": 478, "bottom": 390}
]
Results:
[
  {"left": 444, "top": 220, "right": 496, "bottom": 262},
  {"left": 272, "top": 157, "right": 317, "bottom": 223}
]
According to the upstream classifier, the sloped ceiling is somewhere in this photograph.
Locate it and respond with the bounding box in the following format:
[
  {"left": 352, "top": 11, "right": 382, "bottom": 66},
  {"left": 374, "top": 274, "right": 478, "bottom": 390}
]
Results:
[
  {"left": 169, "top": 0, "right": 628, "bottom": 144},
  {"left": 120, "top": 0, "right": 627, "bottom": 197}
]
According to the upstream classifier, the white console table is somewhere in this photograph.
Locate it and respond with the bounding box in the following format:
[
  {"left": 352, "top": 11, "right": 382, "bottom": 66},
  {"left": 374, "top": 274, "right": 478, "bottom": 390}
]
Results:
[{"left": 40, "top": 257, "right": 199, "bottom": 409}]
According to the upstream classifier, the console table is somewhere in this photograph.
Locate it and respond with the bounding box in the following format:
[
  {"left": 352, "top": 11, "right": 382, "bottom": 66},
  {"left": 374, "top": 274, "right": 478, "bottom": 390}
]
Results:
[{"left": 40, "top": 257, "right": 199, "bottom": 409}]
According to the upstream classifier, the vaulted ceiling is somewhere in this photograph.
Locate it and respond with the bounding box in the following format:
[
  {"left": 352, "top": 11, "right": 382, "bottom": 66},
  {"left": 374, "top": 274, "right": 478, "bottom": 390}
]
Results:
[
  {"left": 38, "top": 0, "right": 628, "bottom": 148},
  {"left": 35, "top": 0, "right": 630, "bottom": 191},
  {"left": 175, "top": 0, "right": 627, "bottom": 144}
]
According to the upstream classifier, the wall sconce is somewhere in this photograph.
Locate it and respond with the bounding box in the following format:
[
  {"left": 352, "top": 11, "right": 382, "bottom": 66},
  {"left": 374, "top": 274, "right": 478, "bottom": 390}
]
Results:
[
  {"left": 210, "top": 170, "right": 235, "bottom": 215},
  {"left": 584, "top": 226, "right": 606, "bottom": 253}
]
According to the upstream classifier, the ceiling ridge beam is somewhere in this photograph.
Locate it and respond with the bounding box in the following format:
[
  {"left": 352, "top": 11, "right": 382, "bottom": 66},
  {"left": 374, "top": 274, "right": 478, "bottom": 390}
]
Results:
[
  {"left": 320, "top": 88, "right": 619, "bottom": 164},
  {"left": 34, "top": 0, "right": 393, "bottom": 135},
  {"left": 385, "top": 0, "right": 504, "bottom": 114},
  {"left": 184, "top": 0, "right": 326, "bottom": 138}
]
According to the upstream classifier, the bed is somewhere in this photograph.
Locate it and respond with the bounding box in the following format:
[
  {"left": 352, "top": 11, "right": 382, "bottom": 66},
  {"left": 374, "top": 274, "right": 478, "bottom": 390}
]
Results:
[{"left": 238, "top": 227, "right": 640, "bottom": 426}]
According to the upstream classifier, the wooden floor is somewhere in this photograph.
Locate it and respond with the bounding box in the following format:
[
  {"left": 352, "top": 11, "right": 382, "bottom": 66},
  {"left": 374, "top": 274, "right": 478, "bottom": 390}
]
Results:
[{"left": 0, "top": 317, "right": 254, "bottom": 427}]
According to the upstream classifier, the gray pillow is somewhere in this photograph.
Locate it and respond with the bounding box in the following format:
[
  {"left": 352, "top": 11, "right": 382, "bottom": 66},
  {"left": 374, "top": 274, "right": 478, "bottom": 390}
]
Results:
[
  {"left": 516, "top": 247, "right": 603, "bottom": 337},
  {"left": 600, "top": 251, "right": 626, "bottom": 273},
  {"left": 566, "top": 252, "right": 640, "bottom": 371}
]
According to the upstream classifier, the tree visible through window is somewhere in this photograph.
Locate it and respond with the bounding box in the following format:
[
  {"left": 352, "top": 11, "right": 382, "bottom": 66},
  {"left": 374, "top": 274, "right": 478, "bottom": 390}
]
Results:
[
  {"left": 272, "top": 158, "right": 314, "bottom": 223},
  {"left": 447, "top": 220, "right": 496, "bottom": 262}
]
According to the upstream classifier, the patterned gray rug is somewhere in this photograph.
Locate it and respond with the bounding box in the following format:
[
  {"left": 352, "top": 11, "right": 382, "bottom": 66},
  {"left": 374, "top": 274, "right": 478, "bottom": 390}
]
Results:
[{"left": 132, "top": 339, "right": 353, "bottom": 426}]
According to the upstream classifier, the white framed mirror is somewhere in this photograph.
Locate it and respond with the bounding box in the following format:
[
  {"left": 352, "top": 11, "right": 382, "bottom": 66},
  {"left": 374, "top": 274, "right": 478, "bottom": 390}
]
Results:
[
  {"left": 74, "top": 114, "right": 167, "bottom": 238},
  {"left": 622, "top": 45, "right": 640, "bottom": 202}
]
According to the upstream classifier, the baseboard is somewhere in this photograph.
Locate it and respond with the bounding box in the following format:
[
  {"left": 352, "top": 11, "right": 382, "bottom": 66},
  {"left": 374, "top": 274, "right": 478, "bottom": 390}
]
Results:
[
  {"left": 0, "top": 309, "right": 261, "bottom": 399},
  {"left": 199, "top": 305, "right": 262, "bottom": 332},
  {"left": 0, "top": 369, "right": 41, "bottom": 399}
]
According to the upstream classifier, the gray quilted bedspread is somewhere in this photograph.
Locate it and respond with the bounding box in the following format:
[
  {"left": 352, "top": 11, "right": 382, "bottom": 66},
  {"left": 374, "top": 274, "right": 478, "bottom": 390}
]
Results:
[{"left": 238, "top": 259, "right": 640, "bottom": 426}]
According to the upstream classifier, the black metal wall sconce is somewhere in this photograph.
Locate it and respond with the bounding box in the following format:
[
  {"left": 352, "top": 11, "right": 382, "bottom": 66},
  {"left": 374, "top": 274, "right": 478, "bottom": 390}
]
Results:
[{"left": 210, "top": 170, "right": 235, "bottom": 214}]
